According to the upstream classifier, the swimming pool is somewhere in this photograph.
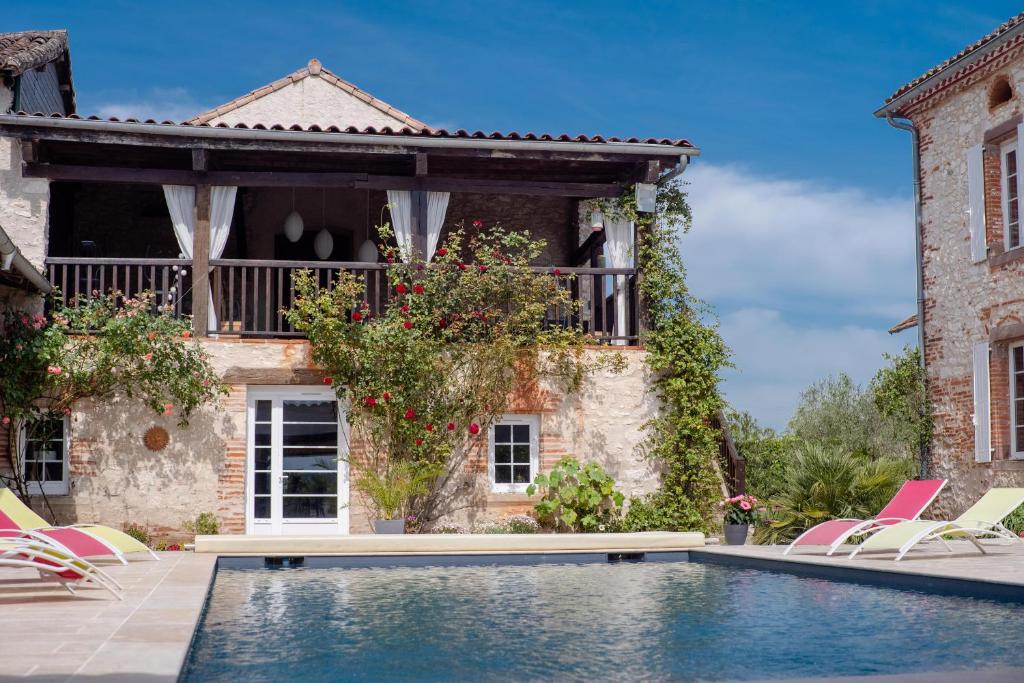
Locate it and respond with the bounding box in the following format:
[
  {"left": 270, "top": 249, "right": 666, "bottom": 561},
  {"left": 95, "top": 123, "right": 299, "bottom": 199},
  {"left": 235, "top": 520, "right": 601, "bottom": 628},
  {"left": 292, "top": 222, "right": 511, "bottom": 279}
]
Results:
[{"left": 182, "top": 556, "right": 1024, "bottom": 681}]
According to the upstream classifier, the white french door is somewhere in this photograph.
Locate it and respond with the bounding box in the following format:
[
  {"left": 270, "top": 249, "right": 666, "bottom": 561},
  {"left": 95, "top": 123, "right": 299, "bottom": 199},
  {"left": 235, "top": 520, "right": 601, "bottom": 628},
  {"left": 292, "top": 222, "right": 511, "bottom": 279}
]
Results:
[{"left": 246, "top": 387, "right": 348, "bottom": 535}]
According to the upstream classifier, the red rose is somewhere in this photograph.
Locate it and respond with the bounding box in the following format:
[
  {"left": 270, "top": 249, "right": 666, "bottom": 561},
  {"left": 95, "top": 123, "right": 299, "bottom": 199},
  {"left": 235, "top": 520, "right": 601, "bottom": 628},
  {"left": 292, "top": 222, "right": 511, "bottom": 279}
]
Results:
[
  {"left": 396, "top": 283, "right": 408, "bottom": 294},
  {"left": 436, "top": 248, "right": 448, "bottom": 257},
  {"left": 383, "top": 391, "right": 391, "bottom": 401},
  {"left": 552, "top": 268, "right": 562, "bottom": 276},
  {"left": 447, "top": 422, "right": 456, "bottom": 431},
  {"left": 403, "top": 320, "right": 413, "bottom": 330},
  {"left": 363, "top": 396, "right": 377, "bottom": 407},
  {"left": 426, "top": 423, "right": 434, "bottom": 432},
  {"left": 387, "top": 257, "right": 395, "bottom": 264},
  {"left": 479, "top": 264, "right": 488, "bottom": 272},
  {"left": 438, "top": 318, "right": 448, "bottom": 329},
  {"left": 182, "top": 330, "right": 192, "bottom": 339},
  {"left": 468, "top": 423, "right": 480, "bottom": 435},
  {"left": 323, "top": 377, "right": 333, "bottom": 385},
  {"left": 472, "top": 219, "right": 483, "bottom": 227},
  {"left": 458, "top": 262, "right": 467, "bottom": 271},
  {"left": 415, "top": 438, "right": 424, "bottom": 446},
  {"left": 413, "top": 283, "right": 424, "bottom": 294},
  {"left": 401, "top": 304, "right": 410, "bottom": 314},
  {"left": 405, "top": 408, "right": 416, "bottom": 420},
  {"left": 352, "top": 311, "right": 363, "bottom": 321}
]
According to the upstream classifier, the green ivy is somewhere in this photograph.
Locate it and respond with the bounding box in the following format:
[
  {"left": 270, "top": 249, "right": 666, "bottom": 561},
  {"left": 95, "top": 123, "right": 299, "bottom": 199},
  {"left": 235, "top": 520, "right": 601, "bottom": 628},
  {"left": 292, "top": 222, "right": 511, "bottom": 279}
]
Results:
[{"left": 591, "top": 183, "right": 731, "bottom": 533}]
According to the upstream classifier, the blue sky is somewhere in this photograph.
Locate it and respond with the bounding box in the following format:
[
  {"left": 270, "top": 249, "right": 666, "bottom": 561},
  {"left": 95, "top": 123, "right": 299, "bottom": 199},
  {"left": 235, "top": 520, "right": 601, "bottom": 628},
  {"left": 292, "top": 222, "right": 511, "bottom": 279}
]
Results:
[{"left": 10, "top": 1, "right": 1022, "bottom": 427}]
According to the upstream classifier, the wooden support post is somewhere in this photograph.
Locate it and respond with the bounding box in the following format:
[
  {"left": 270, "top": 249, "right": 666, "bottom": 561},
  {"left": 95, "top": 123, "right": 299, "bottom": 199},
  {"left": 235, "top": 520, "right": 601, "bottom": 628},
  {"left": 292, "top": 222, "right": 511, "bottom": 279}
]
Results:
[
  {"left": 411, "top": 190, "right": 428, "bottom": 259},
  {"left": 415, "top": 153, "right": 428, "bottom": 176},
  {"left": 192, "top": 185, "right": 211, "bottom": 336}
]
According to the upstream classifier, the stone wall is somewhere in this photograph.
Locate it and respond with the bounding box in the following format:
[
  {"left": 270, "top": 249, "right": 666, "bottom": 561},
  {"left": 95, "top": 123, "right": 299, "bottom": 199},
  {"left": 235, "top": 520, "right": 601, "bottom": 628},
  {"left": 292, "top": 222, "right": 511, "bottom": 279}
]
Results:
[
  {"left": 0, "top": 136, "right": 49, "bottom": 269},
  {"left": 907, "top": 51, "right": 1024, "bottom": 516},
  {"left": 34, "top": 340, "right": 659, "bottom": 539}
]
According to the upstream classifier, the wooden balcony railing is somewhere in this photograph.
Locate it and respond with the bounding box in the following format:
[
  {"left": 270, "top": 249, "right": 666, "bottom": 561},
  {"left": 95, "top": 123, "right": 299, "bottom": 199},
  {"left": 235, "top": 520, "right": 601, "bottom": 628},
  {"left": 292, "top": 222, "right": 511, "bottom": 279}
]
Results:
[
  {"left": 208, "top": 259, "right": 639, "bottom": 343},
  {"left": 712, "top": 411, "right": 746, "bottom": 496},
  {"left": 45, "top": 257, "right": 192, "bottom": 317},
  {"left": 43, "top": 258, "right": 640, "bottom": 345}
]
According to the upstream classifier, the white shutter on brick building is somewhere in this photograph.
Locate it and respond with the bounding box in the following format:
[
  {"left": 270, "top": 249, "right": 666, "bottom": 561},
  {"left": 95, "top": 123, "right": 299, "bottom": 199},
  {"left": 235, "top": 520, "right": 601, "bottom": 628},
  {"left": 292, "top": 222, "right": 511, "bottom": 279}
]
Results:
[
  {"left": 1016, "top": 123, "right": 1024, "bottom": 220},
  {"left": 972, "top": 342, "right": 991, "bottom": 463},
  {"left": 968, "top": 143, "right": 987, "bottom": 263}
]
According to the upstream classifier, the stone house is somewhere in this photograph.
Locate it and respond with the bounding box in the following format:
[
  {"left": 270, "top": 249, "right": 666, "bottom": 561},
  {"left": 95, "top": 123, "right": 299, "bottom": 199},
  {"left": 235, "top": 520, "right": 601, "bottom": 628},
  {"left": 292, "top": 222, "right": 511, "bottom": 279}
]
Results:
[
  {"left": 0, "top": 32, "right": 712, "bottom": 537},
  {"left": 878, "top": 13, "right": 1024, "bottom": 514}
]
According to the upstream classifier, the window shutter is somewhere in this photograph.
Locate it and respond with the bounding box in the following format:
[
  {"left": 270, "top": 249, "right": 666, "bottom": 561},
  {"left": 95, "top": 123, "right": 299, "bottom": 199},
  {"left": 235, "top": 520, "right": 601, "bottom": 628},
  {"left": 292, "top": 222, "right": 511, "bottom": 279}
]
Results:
[
  {"left": 1016, "top": 124, "right": 1024, "bottom": 226},
  {"left": 968, "top": 143, "right": 987, "bottom": 263},
  {"left": 973, "top": 342, "right": 991, "bottom": 463}
]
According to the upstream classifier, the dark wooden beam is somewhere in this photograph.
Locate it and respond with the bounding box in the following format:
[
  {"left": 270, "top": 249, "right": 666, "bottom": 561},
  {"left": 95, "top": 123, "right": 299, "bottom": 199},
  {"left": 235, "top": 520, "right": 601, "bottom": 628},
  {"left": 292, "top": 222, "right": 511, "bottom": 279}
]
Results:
[
  {"left": 411, "top": 190, "right": 428, "bottom": 258},
  {"left": 0, "top": 124, "right": 686, "bottom": 165},
  {"left": 415, "top": 153, "right": 428, "bottom": 176},
  {"left": 23, "top": 163, "right": 625, "bottom": 197},
  {"left": 636, "top": 160, "right": 660, "bottom": 183},
  {"left": 20, "top": 139, "right": 38, "bottom": 163},
  {"left": 192, "top": 148, "right": 209, "bottom": 171},
  {"left": 192, "top": 185, "right": 211, "bottom": 337}
]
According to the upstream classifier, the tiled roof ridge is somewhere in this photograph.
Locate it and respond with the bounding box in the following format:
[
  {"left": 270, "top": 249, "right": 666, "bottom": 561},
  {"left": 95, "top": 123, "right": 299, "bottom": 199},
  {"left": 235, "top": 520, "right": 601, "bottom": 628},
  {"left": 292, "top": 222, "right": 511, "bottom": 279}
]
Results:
[
  {"left": 885, "top": 12, "right": 1024, "bottom": 108},
  {"left": 4, "top": 111, "right": 695, "bottom": 147},
  {"left": 0, "top": 29, "right": 68, "bottom": 76},
  {"left": 188, "top": 58, "right": 430, "bottom": 131}
]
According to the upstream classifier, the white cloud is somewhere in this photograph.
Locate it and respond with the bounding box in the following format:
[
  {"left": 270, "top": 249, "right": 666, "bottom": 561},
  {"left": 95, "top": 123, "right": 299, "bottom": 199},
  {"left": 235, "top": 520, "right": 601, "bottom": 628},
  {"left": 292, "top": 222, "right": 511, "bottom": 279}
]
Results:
[
  {"left": 717, "top": 308, "right": 911, "bottom": 430},
  {"left": 678, "top": 163, "right": 918, "bottom": 429},
  {"left": 684, "top": 164, "right": 915, "bottom": 320},
  {"left": 93, "top": 87, "right": 213, "bottom": 123}
]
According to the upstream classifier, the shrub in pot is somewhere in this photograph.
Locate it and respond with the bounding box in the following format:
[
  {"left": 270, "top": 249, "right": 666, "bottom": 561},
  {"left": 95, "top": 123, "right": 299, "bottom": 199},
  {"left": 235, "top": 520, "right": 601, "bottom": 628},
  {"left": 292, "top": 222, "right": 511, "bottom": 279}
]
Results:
[
  {"left": 720, "top": 494, "right": 760, "bottom": 545},
  {"left": 355, "top": 461, "right": 439, "bottom": 533}
]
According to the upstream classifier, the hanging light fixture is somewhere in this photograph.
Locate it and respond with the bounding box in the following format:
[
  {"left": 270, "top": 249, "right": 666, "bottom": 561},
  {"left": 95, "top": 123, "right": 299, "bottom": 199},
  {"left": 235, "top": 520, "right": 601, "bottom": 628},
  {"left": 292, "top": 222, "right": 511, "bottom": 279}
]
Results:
[
  {"left": 314, "top": 189, "right": 333, "bottom": 260},
  {"left": 590, "top": 208, "right": 604, "bottom": 232},
  {"left": 357, "top": 188, "right": 378, "bottom": 262},
  {"left": 283, "top": 187, "right": 304, "bottom": 242}
]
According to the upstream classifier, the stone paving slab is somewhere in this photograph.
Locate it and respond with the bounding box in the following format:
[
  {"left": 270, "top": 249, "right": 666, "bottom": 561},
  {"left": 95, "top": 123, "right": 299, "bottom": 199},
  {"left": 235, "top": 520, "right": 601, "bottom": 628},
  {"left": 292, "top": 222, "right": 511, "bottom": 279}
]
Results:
[
  {"left": 695, "top": 539, "right": 1024, "bottom": 586},
  {"left": 0, "top": 552, "right": 216, "bottom": 682}
]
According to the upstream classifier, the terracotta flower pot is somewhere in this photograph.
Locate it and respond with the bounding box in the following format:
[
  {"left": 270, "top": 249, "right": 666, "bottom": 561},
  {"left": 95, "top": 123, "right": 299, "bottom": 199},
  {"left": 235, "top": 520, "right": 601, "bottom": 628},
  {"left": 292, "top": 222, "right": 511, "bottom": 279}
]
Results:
[{"left": 724, "top": 523, "right": 749, "bottom": 546}]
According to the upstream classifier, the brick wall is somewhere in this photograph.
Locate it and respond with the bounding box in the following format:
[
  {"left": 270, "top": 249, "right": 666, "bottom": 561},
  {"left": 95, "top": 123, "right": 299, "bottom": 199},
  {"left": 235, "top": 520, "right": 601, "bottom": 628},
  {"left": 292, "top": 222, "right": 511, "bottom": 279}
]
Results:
[{"left": 908, "top": 55, "right": 1024, "bottom": 516}]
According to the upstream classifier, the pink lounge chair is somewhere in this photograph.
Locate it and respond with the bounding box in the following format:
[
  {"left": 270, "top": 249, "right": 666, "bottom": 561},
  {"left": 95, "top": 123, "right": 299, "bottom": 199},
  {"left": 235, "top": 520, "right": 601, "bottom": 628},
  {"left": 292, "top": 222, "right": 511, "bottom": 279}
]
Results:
[
  {"left": 783, "top": 479, "right": 947, "bottom": 556},
  {"left": 0, "top": 509, "right": 127, "bottom": 564}
]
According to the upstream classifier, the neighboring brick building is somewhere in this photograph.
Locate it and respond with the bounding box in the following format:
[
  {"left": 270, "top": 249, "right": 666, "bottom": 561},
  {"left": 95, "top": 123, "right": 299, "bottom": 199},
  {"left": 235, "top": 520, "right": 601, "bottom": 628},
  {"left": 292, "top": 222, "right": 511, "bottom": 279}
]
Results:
[
  {"left": 878, "top": 13, "right": 1024, "bottom": 515},
  {"left": 0, "top": 36, "right": 699, "bottom": 537}
]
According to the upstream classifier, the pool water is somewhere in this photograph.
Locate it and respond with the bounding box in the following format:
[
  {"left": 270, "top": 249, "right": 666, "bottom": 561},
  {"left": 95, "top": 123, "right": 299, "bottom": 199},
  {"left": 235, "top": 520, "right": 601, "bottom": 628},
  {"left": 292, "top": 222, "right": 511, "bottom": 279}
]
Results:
[{"left": 182, "top": 560, "right": 1024, "bottom": 681}]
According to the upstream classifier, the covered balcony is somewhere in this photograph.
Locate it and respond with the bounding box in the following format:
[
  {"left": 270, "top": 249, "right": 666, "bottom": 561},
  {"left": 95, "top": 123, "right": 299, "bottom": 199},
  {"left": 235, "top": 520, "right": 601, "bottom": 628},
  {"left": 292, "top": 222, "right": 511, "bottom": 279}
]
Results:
[{"left": 0, "top": 115, "right": 696, "bottom": 346}]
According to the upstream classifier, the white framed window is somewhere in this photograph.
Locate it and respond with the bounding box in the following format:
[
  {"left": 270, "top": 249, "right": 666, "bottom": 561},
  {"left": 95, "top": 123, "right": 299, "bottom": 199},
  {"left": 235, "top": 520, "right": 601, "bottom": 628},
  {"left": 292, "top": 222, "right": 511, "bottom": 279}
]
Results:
[
  {"left": 488, "top": 415, "right": 540, "bottom": 492},
  {"left": 1001, "top": 139, "right": 1022, "bottom": 250},
  {"left": 1011, "top": 344, "right": 1024, "bottom": 459},
  {"left": 22, "top": 416, "right": 70, "bottom": 495}
]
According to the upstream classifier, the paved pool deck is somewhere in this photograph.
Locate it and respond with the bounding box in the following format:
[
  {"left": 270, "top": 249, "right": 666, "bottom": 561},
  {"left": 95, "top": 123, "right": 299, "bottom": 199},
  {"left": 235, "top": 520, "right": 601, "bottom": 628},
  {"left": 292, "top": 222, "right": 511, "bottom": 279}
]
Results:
[
  {"left": 0, "top": 552, "right": 215, "bottom": 682},
  {"left": 2, "top": 538, "right": 1023, "bottom": 682}
]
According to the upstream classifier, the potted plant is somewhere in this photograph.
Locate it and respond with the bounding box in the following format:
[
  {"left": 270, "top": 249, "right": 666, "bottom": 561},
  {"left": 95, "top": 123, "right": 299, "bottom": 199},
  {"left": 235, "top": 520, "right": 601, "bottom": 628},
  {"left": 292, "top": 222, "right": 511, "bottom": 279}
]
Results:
[
  {"left": 355, "top": 461, "right": 438, "bottom": 534},
  {"left": 721, "top": 494, "right": 760, "bottom": 545}
]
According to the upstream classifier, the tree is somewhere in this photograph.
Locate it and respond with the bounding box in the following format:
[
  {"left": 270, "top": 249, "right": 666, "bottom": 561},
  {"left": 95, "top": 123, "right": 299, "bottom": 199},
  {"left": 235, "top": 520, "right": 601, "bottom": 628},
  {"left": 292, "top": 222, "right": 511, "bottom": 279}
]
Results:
[
  {"left": 725, "top": 409, "right": 798, "bottom": 501},
  {"left": 869, "top": 346, "right": 932, "bottom": 472}
]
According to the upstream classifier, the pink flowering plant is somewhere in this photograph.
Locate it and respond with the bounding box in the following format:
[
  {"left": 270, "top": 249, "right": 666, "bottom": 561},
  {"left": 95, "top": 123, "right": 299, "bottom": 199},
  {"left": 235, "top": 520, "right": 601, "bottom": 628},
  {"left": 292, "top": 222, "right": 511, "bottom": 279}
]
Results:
[
  {"left": 720, "top": 494, "right": 761, "bottom": 525},
  {"left": 286, "top": 222, "right": 623, "bottom": 524},
  {"left": 0, "top": 291, "right": 226, "bottom": 506}
]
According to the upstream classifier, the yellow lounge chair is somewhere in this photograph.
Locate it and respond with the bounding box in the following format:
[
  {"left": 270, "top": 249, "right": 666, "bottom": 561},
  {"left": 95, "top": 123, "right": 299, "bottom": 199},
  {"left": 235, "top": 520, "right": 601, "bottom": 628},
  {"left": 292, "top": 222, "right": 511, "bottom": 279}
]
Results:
[{"left": 851, "top": 488, "right": 1024, "bottom": 561}]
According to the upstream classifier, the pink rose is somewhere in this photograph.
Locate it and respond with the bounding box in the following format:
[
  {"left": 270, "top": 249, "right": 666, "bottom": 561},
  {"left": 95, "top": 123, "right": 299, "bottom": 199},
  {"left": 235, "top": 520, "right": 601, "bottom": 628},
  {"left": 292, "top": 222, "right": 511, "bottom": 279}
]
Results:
[
  {"left": 163, "top": 404, "right": 174, "bottom": 416},
  {"left": 47, "top": 366, "right": 62, "bottom": 375},
  {"left": 740, "top": 501, "right": 752, "bottom": 511},
  {"left": 1, "top": 416, "right": 9, "bottom": 426}
]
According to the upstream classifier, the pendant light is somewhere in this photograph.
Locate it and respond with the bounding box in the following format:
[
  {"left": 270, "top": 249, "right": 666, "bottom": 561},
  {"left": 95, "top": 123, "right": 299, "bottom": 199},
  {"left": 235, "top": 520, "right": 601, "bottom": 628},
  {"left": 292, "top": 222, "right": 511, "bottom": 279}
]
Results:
[
  {"left": 357, "top": 188, "right": 378, "bottom": 262},
  {"left": 590, "top": 208, "right": 604, "bottom": 232},
  {"left": 314, "top": 189, "right": 333, "bottom": 260},
  {"left": 283, "top": 188, "right": 304, "bottom": 242}
]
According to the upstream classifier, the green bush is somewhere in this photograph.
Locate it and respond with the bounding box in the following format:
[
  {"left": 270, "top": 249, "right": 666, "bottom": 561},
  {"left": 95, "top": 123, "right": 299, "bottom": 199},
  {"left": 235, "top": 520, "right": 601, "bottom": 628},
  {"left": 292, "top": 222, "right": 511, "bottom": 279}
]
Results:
[
  {"left": 726, "top": 409, "right": 797, "bottom": 501},
  {"left": 527, "top": 456, "right": 624, "bottom": 532},
  {"left": 755, "top": 443, "right": 914, "bottom": 544},
  {"left": 620, "top": 491, "right": 706, "bottom": 532},
  {"left": 183, "top": 512, "right": 220, "bottom": 536},
  {"left": 1004, "top": 505, "right": 1024, "bottom": 535},
  {"left": 479, "top": 514, "right": 540, "bottom": 534},
  {"left": 354, "top": 461, "right": 441, "bottom": 520},
  {"left": 122, "top": 522, "right": 151, "bottom": 546}
]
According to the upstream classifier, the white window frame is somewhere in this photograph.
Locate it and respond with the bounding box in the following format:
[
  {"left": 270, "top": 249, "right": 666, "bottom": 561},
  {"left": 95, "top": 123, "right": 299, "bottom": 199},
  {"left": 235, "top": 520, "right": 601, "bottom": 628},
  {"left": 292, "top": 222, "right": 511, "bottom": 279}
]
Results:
[
  {"left": 1001, "top": 139, "right": 1022, "bottom": 251},
  {"left": 21, "top": 415, "right": 70, "bottom": 496},
  {"left": 1010, "top": 343, "right": 1024, "bottom": 459},
  {"left": 488, "top": 414, "right": 540, "bottom": 493}
]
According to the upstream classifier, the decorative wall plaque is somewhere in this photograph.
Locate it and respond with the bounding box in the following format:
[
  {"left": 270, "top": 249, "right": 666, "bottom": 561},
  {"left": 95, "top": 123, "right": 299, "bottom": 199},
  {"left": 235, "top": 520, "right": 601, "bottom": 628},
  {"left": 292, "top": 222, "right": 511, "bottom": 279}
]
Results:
[{"left": 143, "top": 426, "right": 169, "bottom": 452}]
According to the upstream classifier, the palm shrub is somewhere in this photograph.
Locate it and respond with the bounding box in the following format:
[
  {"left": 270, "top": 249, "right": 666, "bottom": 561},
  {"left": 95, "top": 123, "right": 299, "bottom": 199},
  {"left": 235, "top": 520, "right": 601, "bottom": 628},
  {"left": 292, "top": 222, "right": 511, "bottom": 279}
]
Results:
[
  {"left": 755, "top": 443, "right": 914, "bottom": 544},
  {"left": 354, "top": 461, "right": 442, "bottom": 521}
]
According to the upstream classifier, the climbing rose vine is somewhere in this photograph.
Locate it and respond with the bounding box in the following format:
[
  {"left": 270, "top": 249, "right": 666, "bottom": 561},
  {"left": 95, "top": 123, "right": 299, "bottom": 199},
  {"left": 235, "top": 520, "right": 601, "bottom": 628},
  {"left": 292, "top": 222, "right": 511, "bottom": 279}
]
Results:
[{"left": 286, "top": 222, "right": 622, "bottom": 523}]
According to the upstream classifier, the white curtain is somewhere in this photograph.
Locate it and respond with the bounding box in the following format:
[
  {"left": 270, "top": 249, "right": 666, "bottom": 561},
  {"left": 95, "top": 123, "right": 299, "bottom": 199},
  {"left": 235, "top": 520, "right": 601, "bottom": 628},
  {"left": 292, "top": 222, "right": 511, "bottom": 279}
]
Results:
[
  {"left": 162, "top": 185, "right": 237, "bottom": 332},
  {"left": 603, "top": 215, "right": 634, "bottom": 346},
  {"left": 163, "top": 185, "right": 195, "bottom": 258},
  {"left": 208, "top": 186, "right": 237, "bottom": 330},
  {"left": 425, "top": 192, "right": 450, "bottom": 260},
  {"left": 386, "top": 190, "right": 413, "bottom": 260}
]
